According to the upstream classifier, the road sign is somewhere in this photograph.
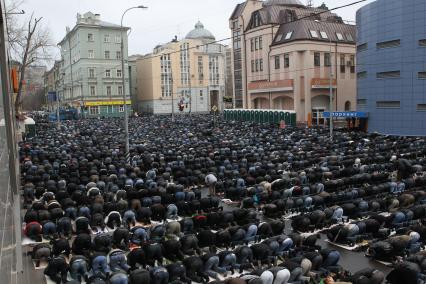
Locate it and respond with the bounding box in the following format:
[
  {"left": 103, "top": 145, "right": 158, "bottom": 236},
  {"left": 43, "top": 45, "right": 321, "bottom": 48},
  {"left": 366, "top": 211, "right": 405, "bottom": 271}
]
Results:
[{"left": 212, "top": 105, "right": 218, "bottom": 112}]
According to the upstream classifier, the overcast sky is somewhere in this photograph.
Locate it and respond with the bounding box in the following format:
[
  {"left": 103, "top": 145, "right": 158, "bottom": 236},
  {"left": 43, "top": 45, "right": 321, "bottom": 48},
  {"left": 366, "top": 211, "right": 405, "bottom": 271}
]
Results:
[{"left": 13, "top": 0, "right": 373, "bottom": 60}]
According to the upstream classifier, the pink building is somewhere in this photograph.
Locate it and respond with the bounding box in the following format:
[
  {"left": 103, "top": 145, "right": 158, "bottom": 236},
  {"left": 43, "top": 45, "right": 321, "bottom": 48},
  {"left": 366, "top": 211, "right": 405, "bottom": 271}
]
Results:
[{"left": 229, "top": 0, "right": 356, "bottom": 124}]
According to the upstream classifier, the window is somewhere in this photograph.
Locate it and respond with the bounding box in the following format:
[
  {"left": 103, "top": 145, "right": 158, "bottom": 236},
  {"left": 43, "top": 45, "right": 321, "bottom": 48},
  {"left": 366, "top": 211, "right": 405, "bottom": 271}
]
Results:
[
  {"left": 345, "top": 33, "right": 354, "bottom": 41},
  {"left": 357, "top": 71, "right": 367, "bottom": 79},
  {"left": 377, "top": 39, "right": 400, "bottom": 49},
  {"left": 115, "top": 35, "right": 121, "bottom": 44},
  {"left": 106, "top": 86, "right": 111, "bottom": 96},
  {"left": 417, "top": 104, "right": 426, "bottom": 111},
  {"left": 275, "top": 34, "right": 283, "bottom": 42},
  {"left": 336, "top": 33, "right": 344, "bottom": 41},
  {"left": 89, "top": 106, "right": 100, "bottom": 115},
  {"left": 104, "top": 51, "right": 110, "bottom": 59},
  {"left": 419, "top": 39, "right": 426, "bottom": 47},
  {"left": 200, "top": 90, "right": 203, "bottom": 96},
  {"left": 314, "top": 52, "right": 320, "bottom": 66},
  {"left": 251, "top": 60, "right": 255, "bottom": 72},
  {"left": 418, "top": 72, "right": 426, "bottom": 79},
  {"left": 284, "top": 53, "right": 289, "bottom": 68},
  {"left": 357, "top": 99, "right": 367, "bottom": 106},
  {"left": 259, "top": 37, "right": 263, "bottom": 50},
  {"left": 376, "top": 101, "right": 400, "bottom": 108},
  {"left": 118, "top": 86, "right": 123, "bottom": 96},
  {"left": 255, "top": 60, "right": 259, "bottom": 72},
  {"left": 119, "top": 105, "right": 124, "bottom": 112},
  {"left": 198, "top": 56, "right": 204, "bottom": 82},
  {"left": 285, "top": 31, "right": 293, "bottom": 40},
  {"left": 350, "top": 55, "right": 355, "bottom": 73},
  {"left": 340, "top": 55, "right": 345, "bottom": 73},
  {"left": 90, "top": 86, "right": 96, "bottom": 96},
  {"left": 88, "top": 50, "right": 94, "bottom": 59},
  {"left": 324, "top": 53, "right": 331, "bottom": 67},
  {"left": 345, "top": 101, "right": 351, "bottom": 111},
  {"left": 105, "top": 69, "right": 111, "bottom": 78},
  {"left": 259, "top": 59, "right": 263, "bottom": 72},
  {"left": 116, "top": 51, "right": 122, "bottom": 59},
  {"left": 88, "top": 33, "right": 94, "bottom": 42},
  {"left": 285, "top": 10, "right": 295, "bottom": 23},
  {"left": 117, "top": 69, "right": 122, "bottom": 78},
  {"left": 376, "top": 71, "right": 400, "bottom": 79},
  {"left": 310, "top": 30, "right": 319, "bottom": 38},
  {"left": 320, "top": 31, "right": 328, "bottom": 39},
  {"left": 274, "top": 56, "right": 280, "bottom": 69},
  {"left": 255, "top": 38, "right": 259, "bottom": 50},
  {"left": 104, "top": 34, "right": 110, "bottom": 43},
  {"left": 357, "top": 43, "right": 368, "bottom": 52},
  {"left": 253, "top": 13, "right": 261, "bottom": 27},
  {"left": 88, "top": 68, "right": 95, "bottom": 78},
  {"left": 233, "top": 31, "right": 241, "bottom": 49},
  {"left": 232, "top": 20, "right": 238, "bottom": 29},
  {"left": 251, "top": 39, "right": 254, "bottom": 51}
]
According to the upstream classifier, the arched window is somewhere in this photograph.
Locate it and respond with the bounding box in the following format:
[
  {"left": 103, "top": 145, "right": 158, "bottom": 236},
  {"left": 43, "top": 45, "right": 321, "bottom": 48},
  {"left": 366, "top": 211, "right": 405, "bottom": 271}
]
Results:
[{"left": 345, "top": 101, "right": 351, "bottom": 111}]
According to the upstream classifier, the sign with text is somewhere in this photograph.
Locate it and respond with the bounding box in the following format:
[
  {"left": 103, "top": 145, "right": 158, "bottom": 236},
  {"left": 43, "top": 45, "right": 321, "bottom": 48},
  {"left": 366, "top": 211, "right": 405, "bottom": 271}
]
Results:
[
  {"left": 47, "top": 92, "right": 57, "bottom": 102},
  {"left": 248, "top": 80, "right": 293, "bottom": 91},
  {"left": 311, "top": 78, "right": 337, "bottom": 89},
  {"left": 323, "top": 112, "right": 369, "bottom": 118},
  {"left": 85, "top": 100, "right": 131, "bottom": 107}
]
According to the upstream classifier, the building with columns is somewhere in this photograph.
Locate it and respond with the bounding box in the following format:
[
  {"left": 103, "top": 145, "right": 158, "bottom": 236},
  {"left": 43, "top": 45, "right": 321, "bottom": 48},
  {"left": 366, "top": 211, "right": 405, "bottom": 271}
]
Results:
[
  {"left": 229, "top": 0, "right": 357, "bottom": 124},
  {"left": 135, "top": 21, "right": 226, "bottom": 114}
]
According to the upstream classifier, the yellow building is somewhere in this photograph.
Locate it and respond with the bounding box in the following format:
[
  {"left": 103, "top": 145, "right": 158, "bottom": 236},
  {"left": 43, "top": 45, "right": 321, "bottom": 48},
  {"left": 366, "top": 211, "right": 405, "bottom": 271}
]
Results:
[{"left": 135, "top": 22, "right": 227, "bottom": 114}]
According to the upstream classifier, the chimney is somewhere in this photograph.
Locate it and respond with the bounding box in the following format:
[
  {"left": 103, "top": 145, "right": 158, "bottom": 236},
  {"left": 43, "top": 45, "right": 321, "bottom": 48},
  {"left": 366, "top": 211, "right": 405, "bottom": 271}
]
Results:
[
  {"left": 76, "top": 13, "right": 82, "bottom": 23},
  {"left": 66, "top": 26, "right": 70, "bottom": 34}
]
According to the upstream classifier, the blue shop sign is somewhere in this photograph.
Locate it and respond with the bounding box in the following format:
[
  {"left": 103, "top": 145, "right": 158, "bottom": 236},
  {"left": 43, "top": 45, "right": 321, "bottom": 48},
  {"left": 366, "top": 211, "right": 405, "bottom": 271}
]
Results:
[
  {"left": 323, "top": 112, "right": 369, "bottom": 118},
  {"left": 47, "top": 92, "right": 57, "bottom": 102}
]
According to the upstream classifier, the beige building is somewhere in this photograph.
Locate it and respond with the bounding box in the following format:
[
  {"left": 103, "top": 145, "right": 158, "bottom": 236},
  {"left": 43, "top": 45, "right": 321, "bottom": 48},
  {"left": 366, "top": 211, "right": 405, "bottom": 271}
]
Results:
[
  {"left": 135, "top": 22, "right": 227, "bottom": 114},
  {"left": 230, "top": 0, "right": 357, "bottom": 124}
]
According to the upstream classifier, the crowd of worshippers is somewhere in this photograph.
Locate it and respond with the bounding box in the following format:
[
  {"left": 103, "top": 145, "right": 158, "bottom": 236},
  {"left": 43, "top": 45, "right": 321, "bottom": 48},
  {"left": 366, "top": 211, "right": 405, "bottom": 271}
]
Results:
[{"left": 19, "top": 115, "right": 426, "bottom": 284}]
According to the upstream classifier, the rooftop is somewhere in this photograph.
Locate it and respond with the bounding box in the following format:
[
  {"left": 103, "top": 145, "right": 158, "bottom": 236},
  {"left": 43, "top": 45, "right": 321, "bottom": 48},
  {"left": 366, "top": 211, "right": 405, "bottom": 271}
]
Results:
[
  {"left": 263, "top": 0, "right": 305, "bottom": 8},
  {"left": 185, "top": 21, "right": 216, "bottom": 41}
]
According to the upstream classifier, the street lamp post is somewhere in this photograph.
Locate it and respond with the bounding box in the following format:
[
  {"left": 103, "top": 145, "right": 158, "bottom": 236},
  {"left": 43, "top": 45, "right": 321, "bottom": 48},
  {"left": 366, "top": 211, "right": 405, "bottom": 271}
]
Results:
[
  {"left": 121, "top": 5, "right": 147, "bottom": 159},
  {"left": 315, "top": 20, "right": 334, "bottom": 140}
]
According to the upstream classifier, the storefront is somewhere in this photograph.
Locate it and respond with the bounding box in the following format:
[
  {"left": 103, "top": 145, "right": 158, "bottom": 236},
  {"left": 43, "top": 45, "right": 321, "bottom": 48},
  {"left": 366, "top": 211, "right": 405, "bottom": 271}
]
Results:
[
  {"left": 324, "top": 111, "right": 369, "bottom": 132},
  {"left": 310, "top": 78, "right": 337, "bottom": 126},
  {"left": 248, "top": 80, "right": 294, "bottom": 110},
  {"left": 83, "top": 100, "right": 132, "bottom": 118}
]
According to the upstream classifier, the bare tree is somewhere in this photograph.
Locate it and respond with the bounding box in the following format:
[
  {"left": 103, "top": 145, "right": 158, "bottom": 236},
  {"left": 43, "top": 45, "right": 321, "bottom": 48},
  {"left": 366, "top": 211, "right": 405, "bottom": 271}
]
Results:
[
  {"left": 22, "top": 87, "right": 45, "bottom": 110},
  {"left": 6, "top": 0, "right": 51, "bottom": 112}
]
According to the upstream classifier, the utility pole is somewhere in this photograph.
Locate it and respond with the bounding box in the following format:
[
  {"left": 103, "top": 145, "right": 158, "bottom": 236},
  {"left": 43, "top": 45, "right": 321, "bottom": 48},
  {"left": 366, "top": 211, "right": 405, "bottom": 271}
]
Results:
[
  {"left": 188, "top": 58, "right": 192, "bottom": 116},
  {"left": 56, "top": 90, "right": 60, "bottom": 129},
  {"left": 315, "top": 20, "right": 333, "bottom": 140},
  {"left": 121, "top": 5, "right": 148, "bottom": 161},
  {"left": 327, "top": 34, "right": 334, "bottom": 140},
  {"left": 80, "top": 83, "right": 85, "bottom": 119},
  {"left": 68, "top": 36, "right": 74, "bottom": 106},
  {"left": 171, "top": 71, "right": 175, "bottom": 122}
]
